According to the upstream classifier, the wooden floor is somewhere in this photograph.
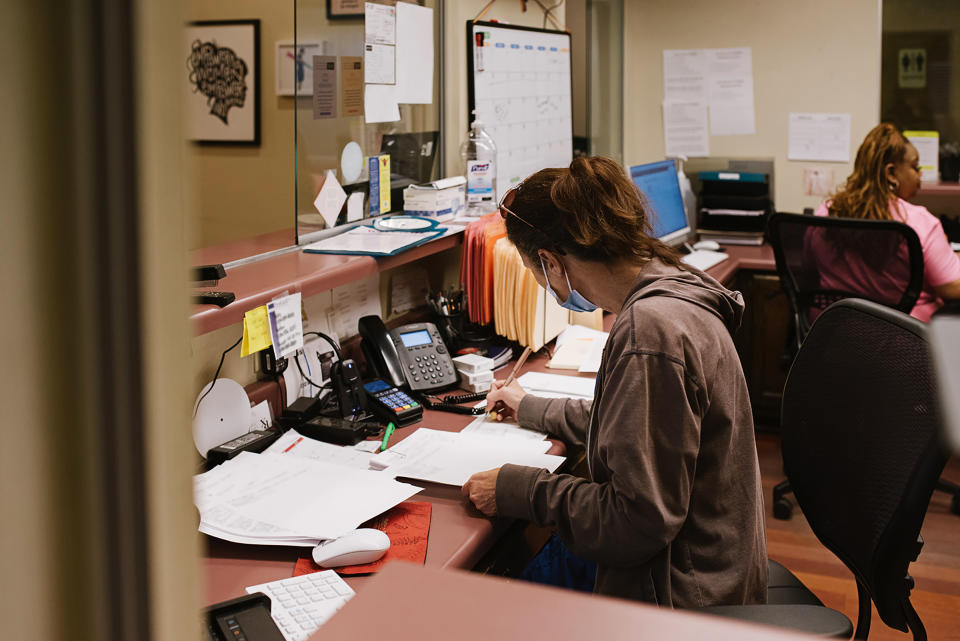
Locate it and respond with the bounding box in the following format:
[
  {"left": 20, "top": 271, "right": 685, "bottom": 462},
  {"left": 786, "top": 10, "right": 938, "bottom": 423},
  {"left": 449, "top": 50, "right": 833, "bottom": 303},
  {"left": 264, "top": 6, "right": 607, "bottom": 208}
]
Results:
[{"left": 758, "top": 433, "right": 960, "bottom": 640}]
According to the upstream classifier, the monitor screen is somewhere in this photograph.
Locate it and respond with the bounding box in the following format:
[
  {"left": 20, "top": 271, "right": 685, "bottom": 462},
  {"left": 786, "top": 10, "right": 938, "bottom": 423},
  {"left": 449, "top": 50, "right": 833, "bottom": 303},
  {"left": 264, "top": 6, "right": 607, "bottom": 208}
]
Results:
[
  {"left": 629, "top": 160, "right": 689, "bottom": 245},
  {"left": 399, "top": 329, "right": 432, "bottom": 348}
]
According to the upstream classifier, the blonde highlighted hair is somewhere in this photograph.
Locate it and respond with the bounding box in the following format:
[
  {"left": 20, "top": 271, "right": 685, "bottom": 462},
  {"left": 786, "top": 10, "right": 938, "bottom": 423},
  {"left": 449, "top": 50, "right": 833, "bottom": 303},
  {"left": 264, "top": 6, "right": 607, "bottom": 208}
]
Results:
[{"left": 828, "top": 123, "right": 910, "bottom": 221}]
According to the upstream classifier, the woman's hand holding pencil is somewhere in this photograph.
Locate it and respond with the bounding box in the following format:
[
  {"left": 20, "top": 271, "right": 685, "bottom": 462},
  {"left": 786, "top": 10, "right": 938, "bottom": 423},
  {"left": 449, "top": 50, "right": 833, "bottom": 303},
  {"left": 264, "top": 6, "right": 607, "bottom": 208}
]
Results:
[{"left": 484, "top": 346, "right": 532, "bottom": 421}]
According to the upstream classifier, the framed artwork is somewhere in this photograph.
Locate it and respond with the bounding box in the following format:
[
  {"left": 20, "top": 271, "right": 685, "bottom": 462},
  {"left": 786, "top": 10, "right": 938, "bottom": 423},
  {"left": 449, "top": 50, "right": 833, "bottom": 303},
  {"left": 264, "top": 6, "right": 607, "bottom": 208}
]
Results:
[
  {"left": 185, "top": 20, "right": 260, "bottom": 145},
  {"left": 276, "top": 41, "right": 321, "bottom": 96},
  {"left": 327, "top": 0, "right": 366, "bottom": 19}
]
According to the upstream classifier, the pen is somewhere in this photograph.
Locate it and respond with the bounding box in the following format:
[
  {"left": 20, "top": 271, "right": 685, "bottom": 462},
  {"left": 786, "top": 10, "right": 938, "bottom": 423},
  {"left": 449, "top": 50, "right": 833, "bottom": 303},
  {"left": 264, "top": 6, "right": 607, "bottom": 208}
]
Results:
[
  {"left": 380, "top": 422, "right": 396, "bottom": 452},
  {"left": 488, "top": 346, "right": 533, "bottom": 420}
]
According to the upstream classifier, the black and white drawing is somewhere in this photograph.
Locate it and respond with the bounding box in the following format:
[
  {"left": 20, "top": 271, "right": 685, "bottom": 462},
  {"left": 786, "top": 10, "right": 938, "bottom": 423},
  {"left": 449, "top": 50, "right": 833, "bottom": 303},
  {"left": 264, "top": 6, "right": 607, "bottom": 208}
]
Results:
[{"left": 185, "top": 20, "right": 260, "bottom": 145}]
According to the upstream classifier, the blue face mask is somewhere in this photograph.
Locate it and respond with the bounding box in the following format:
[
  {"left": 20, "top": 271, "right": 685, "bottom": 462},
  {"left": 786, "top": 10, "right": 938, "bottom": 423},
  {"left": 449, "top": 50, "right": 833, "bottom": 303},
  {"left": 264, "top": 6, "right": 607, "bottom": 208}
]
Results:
[{"left": 540, "top": 255, "right": 599, "bottom": 313}]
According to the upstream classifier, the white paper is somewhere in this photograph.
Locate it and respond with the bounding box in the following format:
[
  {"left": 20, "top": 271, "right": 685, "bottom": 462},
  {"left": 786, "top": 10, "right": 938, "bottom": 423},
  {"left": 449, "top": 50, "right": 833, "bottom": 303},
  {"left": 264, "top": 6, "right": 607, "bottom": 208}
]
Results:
[
  {"left": 549, "top": 325, "right": 608, "bottom": 371},
  {"left": 193, "top": 451, "right": 421, "bottom": 545},
  {"left": 266, "top": 429, "right": 377, "bottom": 470},
  {"left": 516, "top": 371, "right": 596, "bottom": 399},
  {"left": 327, "top": 273, "right": 381, "bottom": 341},
  {"left": 364, "top": 2, "right": 396, "bottom": 45},
  {"left": 363, "top": 84, "right": 401, "bottom": 123},
  {"left": 579, "top": 337, "right": 606, "bottom": 374},
  {"left": 249, "top": 400, "right": 273, "bottom": 430},
  {"left": 461, "top": 415, "right": 547, "bottom": 441},
  {"left": 705, "top": 47, "right": 755, "bottom": 136},
  {"left": 313, "top": 170, "right": 348, "bottom": 229},
  {"left": 707, "top": 75, "right": 755, "bottom": 136},
  {"left": 395, "top": 3, "right": 433, "bottom": 104},
  {"left": 905, "top": 132, "right": 940, "bottom": 182},
  {"left": 663, "top": 49, "right": 706, "bottom": 101},
  {"left": 663, "top": 100, "right": 709, "bottom": 158},
  {"left": 304, "top": 225, "right": 437, "bottom": 257},
  {"left": 369, "top": 429, "right": 562, "bottom": 486},
  {"left": 788, "top": 113, "right": 851, "bottom": 162},
  {"left": 346, "top": 191, "right": 365, "bottom": 222},
  {"left": 364, "top": 43, "right": 395, "bottom": 84},
  {"left": 267, "top": 292, "right": 304, "bottom": 358},
  {"left": 389, "top": 266, "right": 429, "bottom": 315}
]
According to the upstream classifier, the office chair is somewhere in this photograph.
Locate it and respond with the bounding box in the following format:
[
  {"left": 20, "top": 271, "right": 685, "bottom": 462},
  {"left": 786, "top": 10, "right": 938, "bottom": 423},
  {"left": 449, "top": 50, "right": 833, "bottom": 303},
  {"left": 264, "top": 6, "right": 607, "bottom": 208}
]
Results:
[
  {"left": 766, "top": 213, "right": 960, "bottom": 520},
  {"left": 705, "top": 299, "right": 950, "bottom": 639},
  {"left": 782, "top": 299, "right": 948, "bottom": 640}
]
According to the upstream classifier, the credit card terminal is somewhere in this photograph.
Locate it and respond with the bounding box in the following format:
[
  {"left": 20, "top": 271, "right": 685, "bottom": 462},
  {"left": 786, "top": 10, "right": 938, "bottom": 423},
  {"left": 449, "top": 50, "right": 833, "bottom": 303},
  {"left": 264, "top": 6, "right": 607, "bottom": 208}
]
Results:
[{"left": 363, "top": 379, "right": 423, "bottom": 427}]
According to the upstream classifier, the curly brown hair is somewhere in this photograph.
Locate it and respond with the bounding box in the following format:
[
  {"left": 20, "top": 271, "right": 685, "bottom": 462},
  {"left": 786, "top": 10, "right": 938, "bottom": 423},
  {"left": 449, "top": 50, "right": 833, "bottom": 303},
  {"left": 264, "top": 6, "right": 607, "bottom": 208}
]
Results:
[
  {"left": 828, "top": 123, "right": 910, "bottom": 221},
  {"left": 503, "top": 156, "right": 684, "bottom": 268}
]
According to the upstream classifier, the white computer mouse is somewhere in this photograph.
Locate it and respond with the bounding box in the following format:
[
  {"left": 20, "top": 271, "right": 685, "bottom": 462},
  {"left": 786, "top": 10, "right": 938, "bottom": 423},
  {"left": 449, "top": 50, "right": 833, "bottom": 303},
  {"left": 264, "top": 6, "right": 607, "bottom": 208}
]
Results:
[
  {"left": 693, "top": 239, "right": 722, "bottom": 252},
  {"left": 311, "top": 528, "right": 390, "bottom": 568}
]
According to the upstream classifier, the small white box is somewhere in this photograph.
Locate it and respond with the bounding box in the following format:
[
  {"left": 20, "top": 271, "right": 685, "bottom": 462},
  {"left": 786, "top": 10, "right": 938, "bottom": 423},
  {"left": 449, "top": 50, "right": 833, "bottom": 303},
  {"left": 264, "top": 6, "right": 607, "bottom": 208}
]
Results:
[
  {"left": 457, "top": 368, "right": 493, "bottom": 385},
  {"left": 452, "top": 353, "right": 495, "bottom": 373},
  {"left": 403, "top": 178, "right": 466, "bottom": 221},
  {"left": 461, "top": 378, "right": 492, "bottom": 394}
]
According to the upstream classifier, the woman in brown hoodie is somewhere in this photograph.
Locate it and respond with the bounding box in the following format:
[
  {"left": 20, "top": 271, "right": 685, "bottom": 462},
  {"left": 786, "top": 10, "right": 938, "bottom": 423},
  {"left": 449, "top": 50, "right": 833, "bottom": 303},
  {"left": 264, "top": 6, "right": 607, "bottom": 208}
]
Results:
[{"left": 462, "top": 157, "right": 767, "bottom": 608}]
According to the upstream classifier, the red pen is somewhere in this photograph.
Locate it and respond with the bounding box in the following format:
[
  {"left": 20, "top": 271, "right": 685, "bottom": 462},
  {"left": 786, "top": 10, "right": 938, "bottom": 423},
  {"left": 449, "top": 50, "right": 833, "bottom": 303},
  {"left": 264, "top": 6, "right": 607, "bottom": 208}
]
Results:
[{"left": 283, "top": 437, "right": 304, "bottom": 453}]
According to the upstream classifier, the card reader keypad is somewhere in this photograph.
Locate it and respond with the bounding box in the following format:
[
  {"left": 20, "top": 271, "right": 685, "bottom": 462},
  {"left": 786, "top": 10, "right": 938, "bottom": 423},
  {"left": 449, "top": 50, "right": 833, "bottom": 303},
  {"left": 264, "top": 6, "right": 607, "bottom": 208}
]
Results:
[{"left": 371, "top": 388, "right": 418, "bottom": 414}]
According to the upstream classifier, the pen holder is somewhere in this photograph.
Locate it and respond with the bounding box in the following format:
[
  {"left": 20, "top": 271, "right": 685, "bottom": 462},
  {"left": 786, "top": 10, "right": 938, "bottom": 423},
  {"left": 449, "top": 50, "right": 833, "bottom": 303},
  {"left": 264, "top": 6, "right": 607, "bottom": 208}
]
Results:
[{"left": 435, "top": 310, "right": 464, "bottom": 349}]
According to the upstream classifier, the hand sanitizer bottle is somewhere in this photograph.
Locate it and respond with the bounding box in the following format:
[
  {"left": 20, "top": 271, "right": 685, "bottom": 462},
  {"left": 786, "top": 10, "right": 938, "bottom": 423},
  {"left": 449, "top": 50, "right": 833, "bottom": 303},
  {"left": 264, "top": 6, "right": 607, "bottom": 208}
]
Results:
[{"left": 460, "top": 115, "right": 498, "bottom": 216}]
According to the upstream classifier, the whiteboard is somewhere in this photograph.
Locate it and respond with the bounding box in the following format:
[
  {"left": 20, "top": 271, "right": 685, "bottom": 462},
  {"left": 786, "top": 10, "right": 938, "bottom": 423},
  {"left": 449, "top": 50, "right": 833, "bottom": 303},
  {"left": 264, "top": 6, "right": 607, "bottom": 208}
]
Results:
[{"left": 467, "top": 22, "right": 573, "bottom": 201}]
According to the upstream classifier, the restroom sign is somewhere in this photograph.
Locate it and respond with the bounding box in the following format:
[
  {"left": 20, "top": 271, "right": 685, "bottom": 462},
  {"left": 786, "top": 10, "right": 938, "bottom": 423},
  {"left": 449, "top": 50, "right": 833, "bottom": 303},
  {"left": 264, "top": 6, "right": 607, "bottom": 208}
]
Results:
[{"left": 898, "top": 48, "right": 926, "bottom": 89}]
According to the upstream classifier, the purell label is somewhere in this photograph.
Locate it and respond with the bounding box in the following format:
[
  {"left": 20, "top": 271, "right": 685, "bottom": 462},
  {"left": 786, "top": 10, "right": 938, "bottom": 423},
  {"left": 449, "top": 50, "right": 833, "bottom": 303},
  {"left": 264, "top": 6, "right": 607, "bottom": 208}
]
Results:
[{"left": 467, "top": 160, "right": 495, "bottom": 202}]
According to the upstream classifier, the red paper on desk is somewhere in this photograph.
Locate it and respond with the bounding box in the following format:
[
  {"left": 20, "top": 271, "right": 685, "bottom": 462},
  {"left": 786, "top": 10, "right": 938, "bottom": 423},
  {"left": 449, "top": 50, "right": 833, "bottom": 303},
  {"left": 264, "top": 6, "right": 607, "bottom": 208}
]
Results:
[{"left": 293, "top": 501, "right": 431, "bottom": 576}]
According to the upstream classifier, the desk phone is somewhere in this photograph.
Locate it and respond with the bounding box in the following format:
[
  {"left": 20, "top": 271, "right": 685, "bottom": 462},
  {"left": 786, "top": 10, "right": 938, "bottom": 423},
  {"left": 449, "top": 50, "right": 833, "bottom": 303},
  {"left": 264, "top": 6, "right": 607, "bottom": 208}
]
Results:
[{"left": 359, "top": 316, "right": 459, "bottom": 393}]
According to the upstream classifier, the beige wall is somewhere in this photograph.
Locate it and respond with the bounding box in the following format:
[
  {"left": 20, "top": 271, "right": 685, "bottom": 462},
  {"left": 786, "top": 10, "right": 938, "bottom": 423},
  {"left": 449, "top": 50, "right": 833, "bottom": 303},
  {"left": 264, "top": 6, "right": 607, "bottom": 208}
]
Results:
[
  {"left": 624, "top": 0, "right": 882, "bottom": 214},
  {"left": 442, "top": 1, "right": 566, "bottom": 177},
  {"left": 189, "top": 0, "right": 296, "bottom": 248}
]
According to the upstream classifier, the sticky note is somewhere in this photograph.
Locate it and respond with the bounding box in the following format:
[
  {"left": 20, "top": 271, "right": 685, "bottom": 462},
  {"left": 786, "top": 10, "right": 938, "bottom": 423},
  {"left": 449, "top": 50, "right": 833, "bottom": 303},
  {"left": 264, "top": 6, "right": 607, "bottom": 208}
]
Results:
[{"left": 241, "top": 305, "right": 273, "bottom": 357}]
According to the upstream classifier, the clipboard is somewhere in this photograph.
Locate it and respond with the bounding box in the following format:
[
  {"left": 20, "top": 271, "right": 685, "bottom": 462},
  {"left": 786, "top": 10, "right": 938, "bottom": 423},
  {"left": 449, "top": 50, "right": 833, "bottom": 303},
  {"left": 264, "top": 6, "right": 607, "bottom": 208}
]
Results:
[{"left": 302, "top": 223, "right": 446, "bottom": 257}]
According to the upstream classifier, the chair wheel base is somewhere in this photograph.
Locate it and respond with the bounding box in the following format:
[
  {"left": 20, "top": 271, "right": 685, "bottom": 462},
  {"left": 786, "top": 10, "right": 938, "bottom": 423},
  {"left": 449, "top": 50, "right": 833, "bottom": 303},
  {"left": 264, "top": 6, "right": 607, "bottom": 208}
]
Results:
[{"left": 774, "top": 498, "right": 794, "bottom": 520}]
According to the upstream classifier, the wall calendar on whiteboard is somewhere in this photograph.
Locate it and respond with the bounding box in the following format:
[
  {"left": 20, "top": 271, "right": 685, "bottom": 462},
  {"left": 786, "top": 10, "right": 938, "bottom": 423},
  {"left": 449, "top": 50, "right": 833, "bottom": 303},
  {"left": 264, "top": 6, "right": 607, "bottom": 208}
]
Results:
[{"left": 467, "top": 22, "right": 573, "bottom": 201}]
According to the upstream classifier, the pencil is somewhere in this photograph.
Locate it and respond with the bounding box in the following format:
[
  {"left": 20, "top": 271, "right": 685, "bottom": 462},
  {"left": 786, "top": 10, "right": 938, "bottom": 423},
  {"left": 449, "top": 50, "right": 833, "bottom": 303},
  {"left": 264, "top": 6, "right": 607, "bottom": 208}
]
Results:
[{"left": 488, "top": 346, "right": 533, "bottom": 419}]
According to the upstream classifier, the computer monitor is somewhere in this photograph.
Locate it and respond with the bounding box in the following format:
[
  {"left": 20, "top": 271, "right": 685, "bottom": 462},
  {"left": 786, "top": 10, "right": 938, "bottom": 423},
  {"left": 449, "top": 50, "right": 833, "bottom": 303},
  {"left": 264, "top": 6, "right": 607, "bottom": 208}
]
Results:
[{"left": 629, "top": 160, "right": 689, "bottom": 246}]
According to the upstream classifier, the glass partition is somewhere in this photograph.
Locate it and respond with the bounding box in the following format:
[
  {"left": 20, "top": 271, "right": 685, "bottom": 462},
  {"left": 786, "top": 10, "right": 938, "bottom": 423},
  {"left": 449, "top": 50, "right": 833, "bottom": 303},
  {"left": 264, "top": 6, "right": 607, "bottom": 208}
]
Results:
[{"left": 295, "top": 0, "right": 443, "bottom": 244}]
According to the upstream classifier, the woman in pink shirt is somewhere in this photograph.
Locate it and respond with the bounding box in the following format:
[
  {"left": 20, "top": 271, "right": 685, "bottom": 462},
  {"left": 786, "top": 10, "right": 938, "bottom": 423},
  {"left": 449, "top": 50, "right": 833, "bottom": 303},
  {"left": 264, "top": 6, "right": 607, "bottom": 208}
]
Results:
[{"left": 815, "top": 123, "right": 960, "bottom": 321}]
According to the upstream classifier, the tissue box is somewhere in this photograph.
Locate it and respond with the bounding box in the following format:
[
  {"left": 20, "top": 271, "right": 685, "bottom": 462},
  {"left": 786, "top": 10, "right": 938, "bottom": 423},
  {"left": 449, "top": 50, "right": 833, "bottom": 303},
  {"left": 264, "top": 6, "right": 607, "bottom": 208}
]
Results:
[{"left": 403, "top": 177, "right": 466, "bottom": 221}]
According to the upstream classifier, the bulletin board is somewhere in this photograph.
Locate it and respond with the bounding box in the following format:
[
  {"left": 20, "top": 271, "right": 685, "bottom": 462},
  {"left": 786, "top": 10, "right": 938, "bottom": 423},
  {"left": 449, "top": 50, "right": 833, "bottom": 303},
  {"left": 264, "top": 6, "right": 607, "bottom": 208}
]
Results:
[{"left": 467, "top": 21, "right": 573, "bottom": 200}]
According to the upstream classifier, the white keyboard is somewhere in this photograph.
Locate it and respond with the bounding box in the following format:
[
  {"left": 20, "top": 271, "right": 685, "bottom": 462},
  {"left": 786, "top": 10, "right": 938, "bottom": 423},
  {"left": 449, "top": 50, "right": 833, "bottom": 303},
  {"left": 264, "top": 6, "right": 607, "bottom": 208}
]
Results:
[
  {"left": 681, "top": 249, "right": 729, "bottom": 272},
  {"left": 246, "top": 570, "right": 355, "bottom": 641}
]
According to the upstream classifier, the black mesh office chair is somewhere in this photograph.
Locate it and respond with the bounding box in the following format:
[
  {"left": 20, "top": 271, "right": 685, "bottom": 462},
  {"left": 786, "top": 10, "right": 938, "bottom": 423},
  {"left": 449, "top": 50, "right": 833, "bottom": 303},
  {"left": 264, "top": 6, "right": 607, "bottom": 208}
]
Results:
[
  {"left": 767, "top": 212, "right": 960, "bottom": 520},
  {"left": 781, "top": 299, "right": 950, "bottom": 640},
  {"left": 706, "top": 299, "right": 950, "bottom": 639}
]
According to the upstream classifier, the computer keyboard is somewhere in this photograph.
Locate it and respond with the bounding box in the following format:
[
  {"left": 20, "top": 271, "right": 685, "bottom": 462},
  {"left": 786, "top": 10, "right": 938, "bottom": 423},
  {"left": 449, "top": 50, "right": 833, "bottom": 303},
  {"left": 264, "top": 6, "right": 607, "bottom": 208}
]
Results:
[
  {"left": 681, "top": 249, "right": 729, "bottom": 272},
  {"left": 246, "top": 570, "right": 355, "bottom": 641}
]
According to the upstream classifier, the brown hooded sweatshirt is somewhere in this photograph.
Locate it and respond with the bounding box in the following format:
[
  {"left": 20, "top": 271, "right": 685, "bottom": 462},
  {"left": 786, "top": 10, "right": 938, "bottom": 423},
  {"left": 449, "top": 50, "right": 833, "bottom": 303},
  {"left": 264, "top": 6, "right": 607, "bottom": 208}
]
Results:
[{"left": 496, "top": 259, "right": 768, "bottom": 607}]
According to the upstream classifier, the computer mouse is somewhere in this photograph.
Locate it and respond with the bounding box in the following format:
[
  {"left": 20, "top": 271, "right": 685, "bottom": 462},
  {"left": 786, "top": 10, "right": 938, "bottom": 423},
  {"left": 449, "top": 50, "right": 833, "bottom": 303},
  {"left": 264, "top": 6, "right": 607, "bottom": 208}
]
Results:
[
  {"left": 693, "top": 239, "right": 722, "bottom": 252},
  {"left": 311, "top": 528, "right": 390, "bottom": 568}
]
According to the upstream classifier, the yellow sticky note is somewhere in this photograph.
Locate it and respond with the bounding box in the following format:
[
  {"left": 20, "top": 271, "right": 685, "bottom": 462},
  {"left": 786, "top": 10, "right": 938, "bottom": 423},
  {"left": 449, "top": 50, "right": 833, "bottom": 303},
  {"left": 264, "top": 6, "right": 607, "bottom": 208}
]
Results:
[
  {"left": 379, "top": 154, "right": 391, "bottom": 213},
  {"left": 241, "top": 305, "right": 272, "bottom": 357}
]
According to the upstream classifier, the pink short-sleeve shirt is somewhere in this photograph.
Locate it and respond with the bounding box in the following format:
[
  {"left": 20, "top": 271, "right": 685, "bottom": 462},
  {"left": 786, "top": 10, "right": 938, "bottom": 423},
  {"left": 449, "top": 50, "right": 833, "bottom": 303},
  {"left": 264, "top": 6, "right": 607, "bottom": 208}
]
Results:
[{"left": 814, "top": 199, "right": 960, "bottom": 321}]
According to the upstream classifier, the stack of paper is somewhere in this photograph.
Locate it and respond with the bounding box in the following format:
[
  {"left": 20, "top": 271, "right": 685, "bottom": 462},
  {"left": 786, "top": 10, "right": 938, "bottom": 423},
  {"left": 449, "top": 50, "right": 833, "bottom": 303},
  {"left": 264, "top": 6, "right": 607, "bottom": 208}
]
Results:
[
  {"left": 516, "top": 371, "right": 596, "bottom": 400},
  {"left": 193, "top": 451, "right": 422, "bottom": 546},
  {"left": 264, "top": 428, "right": 378, "bottom": 469},
  {"left": 368, "top": 428, "right": 565, "bottom": 486},
  {"left": 548, "top": 325, "right": 608, "bottom": 373}
]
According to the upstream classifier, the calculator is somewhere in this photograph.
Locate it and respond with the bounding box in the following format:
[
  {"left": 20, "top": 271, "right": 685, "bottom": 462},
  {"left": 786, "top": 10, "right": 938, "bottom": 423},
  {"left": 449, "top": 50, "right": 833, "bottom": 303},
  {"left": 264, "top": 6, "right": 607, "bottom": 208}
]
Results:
[{"left": 363, "top": 378, "right": 423, "bottom": 426}]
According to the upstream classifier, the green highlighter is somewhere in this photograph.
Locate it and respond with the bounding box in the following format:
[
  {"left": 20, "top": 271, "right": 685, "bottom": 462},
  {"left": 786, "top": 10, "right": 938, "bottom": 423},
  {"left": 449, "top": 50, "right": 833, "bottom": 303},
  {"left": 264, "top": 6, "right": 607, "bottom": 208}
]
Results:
[{"left": 380, "top": 422, "right": 396, "bottom": 452}]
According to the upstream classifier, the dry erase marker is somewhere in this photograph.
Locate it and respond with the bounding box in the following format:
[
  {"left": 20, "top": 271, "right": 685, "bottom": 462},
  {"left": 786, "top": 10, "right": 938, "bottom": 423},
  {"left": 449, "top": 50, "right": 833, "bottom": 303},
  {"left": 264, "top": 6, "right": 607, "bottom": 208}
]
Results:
[{"left": 380, "top": 422, "right": 396, "bottom": 452}]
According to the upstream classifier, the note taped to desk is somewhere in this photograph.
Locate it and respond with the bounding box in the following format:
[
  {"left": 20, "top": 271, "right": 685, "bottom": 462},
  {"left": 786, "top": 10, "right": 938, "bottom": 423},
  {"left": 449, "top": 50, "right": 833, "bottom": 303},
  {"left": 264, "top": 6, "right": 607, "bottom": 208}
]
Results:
[
  {"left": 302, "top": 225, "right": 444, "bottom": 257},
  {"left": 369, "top": 428, "right": 564, "bottom": 486},
  {"left": 294, "top": 501, "right": 432, "bottom": 576}
]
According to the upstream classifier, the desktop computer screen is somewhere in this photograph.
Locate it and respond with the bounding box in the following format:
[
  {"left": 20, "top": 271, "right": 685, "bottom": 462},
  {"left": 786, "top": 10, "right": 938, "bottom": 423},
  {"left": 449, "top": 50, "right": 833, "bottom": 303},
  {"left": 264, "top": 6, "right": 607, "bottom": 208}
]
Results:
[{"left": 629, "top": 160, "right": 689, "bottom": 246}]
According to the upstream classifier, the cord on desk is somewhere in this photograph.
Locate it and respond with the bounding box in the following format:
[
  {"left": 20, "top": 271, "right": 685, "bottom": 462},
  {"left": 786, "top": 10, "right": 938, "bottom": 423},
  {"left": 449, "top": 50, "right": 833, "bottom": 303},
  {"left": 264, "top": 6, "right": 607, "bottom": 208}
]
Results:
[{"left": 193, "top": 335, "right": 243, "bottom": 418}]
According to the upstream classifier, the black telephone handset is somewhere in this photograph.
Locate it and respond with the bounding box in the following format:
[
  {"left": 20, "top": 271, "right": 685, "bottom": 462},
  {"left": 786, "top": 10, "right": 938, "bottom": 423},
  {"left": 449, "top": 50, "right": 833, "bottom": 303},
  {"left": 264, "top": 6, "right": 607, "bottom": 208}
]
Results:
[{"left": 358, "top": 315, "right": 459, "bottom": 393}]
